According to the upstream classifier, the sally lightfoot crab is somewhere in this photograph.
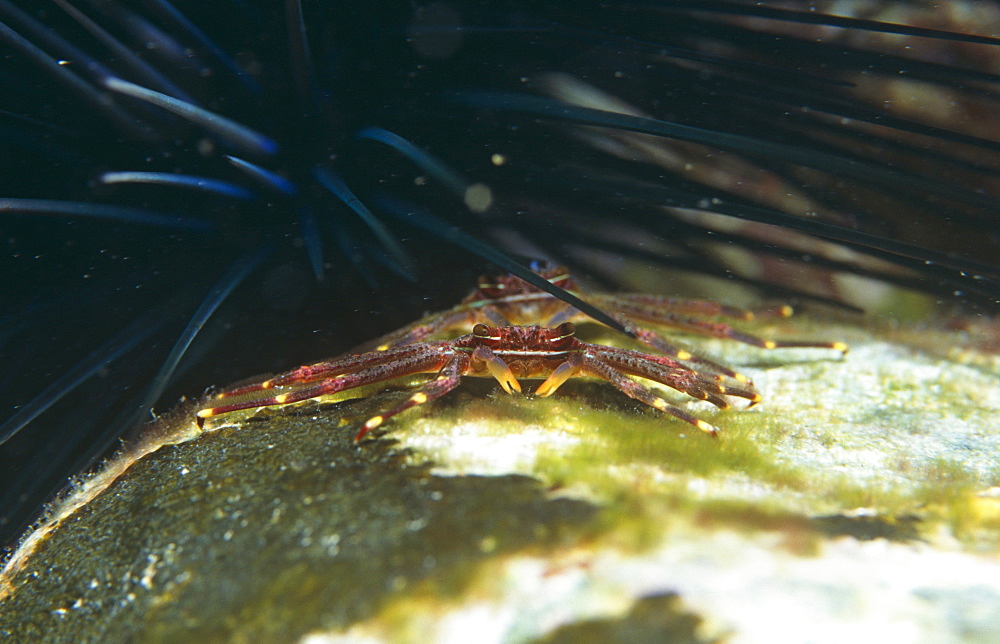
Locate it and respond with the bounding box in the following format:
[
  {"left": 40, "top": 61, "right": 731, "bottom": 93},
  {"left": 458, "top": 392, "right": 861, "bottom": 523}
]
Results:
[
  {"left": 197, "top": 323, "right": 761, "bottom": 440},
  {"left": 366, "top": 264, "right": 848, "bottom": 384}
]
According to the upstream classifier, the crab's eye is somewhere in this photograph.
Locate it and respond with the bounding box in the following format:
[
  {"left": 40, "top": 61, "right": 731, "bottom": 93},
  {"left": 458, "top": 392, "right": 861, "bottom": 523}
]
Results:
[
  {"left": 556, "top": 322, "right": 576, "bottom": 338},
  {"left": 546, "top": 266, "right": 571, "bottom": 288},
  {"left": 472, "top": 323, "right": 491, "bottom": 338}
]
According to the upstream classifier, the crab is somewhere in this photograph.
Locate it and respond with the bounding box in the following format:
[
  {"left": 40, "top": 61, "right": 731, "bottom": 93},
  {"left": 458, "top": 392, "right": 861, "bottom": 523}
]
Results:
[
  {"left": 196, "top": 322, "right": 762, "bottom": 440},
  {"left": 197, "top": 265, "right": 846, "bottom": 438},
  {"left": 365, "top": 264, "right": 847, "bottom": 384}
]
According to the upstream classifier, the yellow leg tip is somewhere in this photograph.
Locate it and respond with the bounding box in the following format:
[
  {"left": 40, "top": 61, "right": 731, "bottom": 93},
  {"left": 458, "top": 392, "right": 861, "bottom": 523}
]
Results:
[
  {"left": 275, "top": 393, "right": 290, "bottom": 403},
  {"left": 365, "top": 415, "right": 384, "bottom": 430},
  {"left": 695, "top": 419, "right": 718, "bottom": 435},
  {"left": 676, "top": 350, "right": 692, "bottom": 360},
  {"left": 763, "top": 340, "right": 777, "bottom": 349},
  {"left": 196, "top": 409, "right": 213, "bottom": 419},
  {"left": 410, "top": 392, "right": 428, "bottom": 404}
]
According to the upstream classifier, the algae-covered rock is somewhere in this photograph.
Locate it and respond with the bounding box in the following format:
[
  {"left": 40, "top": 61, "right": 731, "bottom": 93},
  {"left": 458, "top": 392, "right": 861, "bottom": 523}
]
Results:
[{"left": 1, "top": 314, "right": 999, "bottom": 643}]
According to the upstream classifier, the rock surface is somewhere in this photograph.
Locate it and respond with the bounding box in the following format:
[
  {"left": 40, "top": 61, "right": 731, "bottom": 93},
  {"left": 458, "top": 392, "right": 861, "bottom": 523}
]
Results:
[{"left": 1, "top": 313, "right": 998, "bottom": 643}]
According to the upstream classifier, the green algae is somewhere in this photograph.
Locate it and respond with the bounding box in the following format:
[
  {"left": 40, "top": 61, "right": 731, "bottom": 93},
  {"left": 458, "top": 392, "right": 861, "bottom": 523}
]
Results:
[{"left": 393, "top": 315, "right": 1000, "bottom": 555}]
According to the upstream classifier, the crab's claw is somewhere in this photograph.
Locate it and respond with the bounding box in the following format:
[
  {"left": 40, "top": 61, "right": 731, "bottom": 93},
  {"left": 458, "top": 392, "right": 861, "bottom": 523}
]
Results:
[
  {"left": 483, "top": 353, "right": 522, "bottom": 394},
  {"left": 535, "top": 361, "right": 580, "bottom": 397}
]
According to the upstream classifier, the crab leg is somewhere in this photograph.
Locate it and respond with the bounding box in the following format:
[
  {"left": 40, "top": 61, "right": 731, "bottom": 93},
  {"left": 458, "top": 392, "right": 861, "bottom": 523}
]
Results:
[
  {"left": 554, "top": 304, "right": 842, "bottom": 384},
  {"left": 587, "top": 293, "right": 754, "bottom": 321},
  {"left": 590, "top": 345, "right": 760, "bottom": 405},
  {"left": 530, "top": 347, "right": 737, "bottom": 409},
  {"left": 365, "top": 300, "right": 516, "bottom": 351},
  {"left": 544, "top": 304, "right": 753, "bottom": 383},
  {"left": 629, "top": 327, "right": 752, "bottom": 383},
  {"left": 573, "top": 354, "right": 722, "bottom": 436},
  {"left": 215, "top": 342, "right": 452, "bottom": 398},
  {"left": 197, "top": 344, "right": 458, "bottom": 427},
  {"left": 581, "top": 344, "right": 762, "bottom": 435},
  {"left": 591, "top": 294, "right": 848, "bottom": 354},
  {"left": 366, "top": 309, "right": 478, "bottom": 351},
  {"left": 530, "top": 343, "right": 733, "bottom": 436},
  {"left": 357, "top": 352, "right": 471, "bottom": 441}
]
